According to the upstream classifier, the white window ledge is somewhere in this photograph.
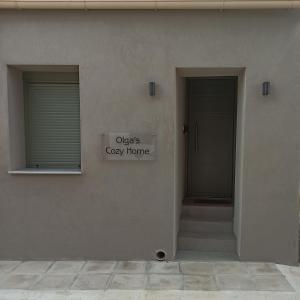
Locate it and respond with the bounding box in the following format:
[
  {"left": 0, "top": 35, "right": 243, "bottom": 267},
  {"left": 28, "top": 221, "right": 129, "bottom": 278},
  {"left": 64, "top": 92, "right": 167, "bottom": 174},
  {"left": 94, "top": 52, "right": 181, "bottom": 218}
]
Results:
[{"left": 8, "top": 169, "right": 82, "bottom": 175}]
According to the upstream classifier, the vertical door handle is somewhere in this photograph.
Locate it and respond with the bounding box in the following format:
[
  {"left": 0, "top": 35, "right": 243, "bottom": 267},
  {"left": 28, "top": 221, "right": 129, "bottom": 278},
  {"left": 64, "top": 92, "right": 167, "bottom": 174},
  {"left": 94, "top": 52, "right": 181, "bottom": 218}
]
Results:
[{"left": 194, "top": 123, "right": 199, "bottom": 152}]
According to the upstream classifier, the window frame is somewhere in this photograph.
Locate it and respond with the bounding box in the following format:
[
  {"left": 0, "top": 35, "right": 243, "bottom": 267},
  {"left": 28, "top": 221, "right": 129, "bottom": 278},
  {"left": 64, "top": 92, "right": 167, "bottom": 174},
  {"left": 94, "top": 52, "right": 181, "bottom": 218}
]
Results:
[{"left": 23, "top": 72, "right": 81, "bottom": 171}]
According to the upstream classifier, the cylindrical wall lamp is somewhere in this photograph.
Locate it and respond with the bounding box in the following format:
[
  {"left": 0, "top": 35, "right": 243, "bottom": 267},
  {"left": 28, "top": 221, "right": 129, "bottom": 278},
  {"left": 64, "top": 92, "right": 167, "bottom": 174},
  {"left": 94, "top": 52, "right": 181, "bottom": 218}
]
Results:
[
  {"left": 262, "top": 81, "right": 270, "bottom": 96},
  {"left": 149, "top": 81, "right": 156, "bottom": 97}
]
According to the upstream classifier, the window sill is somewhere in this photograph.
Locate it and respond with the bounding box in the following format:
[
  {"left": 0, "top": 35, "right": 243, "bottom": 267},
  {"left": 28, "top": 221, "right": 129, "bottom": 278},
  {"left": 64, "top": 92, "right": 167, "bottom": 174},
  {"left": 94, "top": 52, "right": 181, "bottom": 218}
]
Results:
[{"left": 8, "top": 169, "right": 82, "bottom": 175}]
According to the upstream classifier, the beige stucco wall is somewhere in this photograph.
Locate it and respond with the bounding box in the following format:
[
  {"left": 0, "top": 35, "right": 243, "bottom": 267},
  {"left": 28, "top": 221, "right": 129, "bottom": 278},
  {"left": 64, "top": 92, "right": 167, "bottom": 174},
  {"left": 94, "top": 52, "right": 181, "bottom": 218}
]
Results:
[{"left": 0, "top": 10, "right": 299, "bottom": 264}]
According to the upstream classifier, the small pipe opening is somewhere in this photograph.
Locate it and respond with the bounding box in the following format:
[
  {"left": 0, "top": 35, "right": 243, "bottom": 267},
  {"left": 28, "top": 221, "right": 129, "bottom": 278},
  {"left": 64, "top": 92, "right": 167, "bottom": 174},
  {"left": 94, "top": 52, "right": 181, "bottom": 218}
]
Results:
[{"left": 155, "top": 250, "right": 166, "bottom": 261}]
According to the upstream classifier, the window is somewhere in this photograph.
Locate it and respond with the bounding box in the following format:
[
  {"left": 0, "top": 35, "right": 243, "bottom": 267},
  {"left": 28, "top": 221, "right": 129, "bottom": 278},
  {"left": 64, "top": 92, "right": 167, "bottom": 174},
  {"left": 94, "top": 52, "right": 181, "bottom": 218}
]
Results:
[{"left": 23, "top": 72, "right": 81, "bottom": 170}]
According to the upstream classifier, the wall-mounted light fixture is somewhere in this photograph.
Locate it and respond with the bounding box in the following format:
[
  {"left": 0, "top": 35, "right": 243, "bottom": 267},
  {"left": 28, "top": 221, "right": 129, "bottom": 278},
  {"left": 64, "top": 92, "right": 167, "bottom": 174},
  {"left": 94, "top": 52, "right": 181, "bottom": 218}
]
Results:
[
  {"left": 262, "top": 81, "right": 270, "bottom": 96},
  {"left": 149, "top": 81, "right": 156, "bottom": 97}
]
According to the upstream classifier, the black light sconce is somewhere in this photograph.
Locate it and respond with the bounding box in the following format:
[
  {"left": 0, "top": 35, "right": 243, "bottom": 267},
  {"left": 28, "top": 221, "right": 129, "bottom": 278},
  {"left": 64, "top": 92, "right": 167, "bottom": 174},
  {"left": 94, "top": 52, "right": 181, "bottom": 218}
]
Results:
[
  {"left": 262, "top": 81, "right": 270, "bottom": 96},
  {"left": 149, "top": 81, "right": 156, "bottom": 97}
]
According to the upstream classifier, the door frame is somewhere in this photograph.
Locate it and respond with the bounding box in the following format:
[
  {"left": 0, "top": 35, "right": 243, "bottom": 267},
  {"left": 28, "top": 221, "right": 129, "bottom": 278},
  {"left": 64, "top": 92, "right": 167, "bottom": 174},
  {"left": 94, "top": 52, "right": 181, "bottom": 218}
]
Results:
[{"left": 184, "top": 76, "right": 238, "bottom": 205}]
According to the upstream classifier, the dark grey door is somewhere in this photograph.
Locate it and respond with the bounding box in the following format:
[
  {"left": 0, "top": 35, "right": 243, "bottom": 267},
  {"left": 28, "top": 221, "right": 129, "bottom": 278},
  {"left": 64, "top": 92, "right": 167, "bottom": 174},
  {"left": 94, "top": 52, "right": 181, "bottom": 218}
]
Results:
[{"left": 186, "top": 77, "right": 237, "bottom": 203}]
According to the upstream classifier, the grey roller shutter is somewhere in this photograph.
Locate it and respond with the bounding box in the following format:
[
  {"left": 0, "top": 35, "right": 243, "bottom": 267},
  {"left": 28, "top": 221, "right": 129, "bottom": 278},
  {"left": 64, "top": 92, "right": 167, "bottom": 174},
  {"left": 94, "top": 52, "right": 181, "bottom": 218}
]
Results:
[{"left": 25, "top": 83, "right": 80, "bottom": 169}]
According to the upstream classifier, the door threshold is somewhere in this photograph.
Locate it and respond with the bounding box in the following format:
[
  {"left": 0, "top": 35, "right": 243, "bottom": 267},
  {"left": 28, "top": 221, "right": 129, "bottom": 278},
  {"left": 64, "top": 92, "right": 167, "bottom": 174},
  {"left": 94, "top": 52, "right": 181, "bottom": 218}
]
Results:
[
  {"left": 176, "top": 250, "right": 239, "bottom": 261},
  {"left": 183, "top": 198, "right": 233, "bottom": 206}
]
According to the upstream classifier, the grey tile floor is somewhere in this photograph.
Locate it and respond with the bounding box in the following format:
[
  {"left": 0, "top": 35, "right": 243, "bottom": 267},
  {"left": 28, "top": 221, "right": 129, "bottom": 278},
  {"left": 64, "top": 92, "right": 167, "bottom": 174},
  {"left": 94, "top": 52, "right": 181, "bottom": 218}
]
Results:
[{"left": 0, "top": 260, "right": 294, "bottom": 292}]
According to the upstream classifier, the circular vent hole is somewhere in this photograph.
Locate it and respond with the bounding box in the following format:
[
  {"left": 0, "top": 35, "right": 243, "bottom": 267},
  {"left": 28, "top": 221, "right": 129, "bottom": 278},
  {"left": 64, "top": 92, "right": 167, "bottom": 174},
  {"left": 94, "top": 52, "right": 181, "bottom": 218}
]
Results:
[{"left": 155, "top": 250, "right": 166, "bottom": 261}]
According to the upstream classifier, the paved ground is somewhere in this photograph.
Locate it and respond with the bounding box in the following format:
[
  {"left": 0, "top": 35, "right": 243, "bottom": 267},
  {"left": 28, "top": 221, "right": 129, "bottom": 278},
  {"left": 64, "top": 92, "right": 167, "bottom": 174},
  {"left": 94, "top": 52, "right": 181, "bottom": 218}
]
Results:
[{"left": 0, "top": 260, "right": 299, "bottom": 299}]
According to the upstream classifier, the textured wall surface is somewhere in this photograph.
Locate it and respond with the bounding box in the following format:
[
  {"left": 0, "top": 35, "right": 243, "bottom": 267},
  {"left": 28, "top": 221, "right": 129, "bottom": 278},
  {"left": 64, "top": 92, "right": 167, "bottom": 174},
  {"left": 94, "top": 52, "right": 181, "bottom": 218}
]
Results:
[{"left": 0, "top": 10, "right": 299, "bottom": 264}]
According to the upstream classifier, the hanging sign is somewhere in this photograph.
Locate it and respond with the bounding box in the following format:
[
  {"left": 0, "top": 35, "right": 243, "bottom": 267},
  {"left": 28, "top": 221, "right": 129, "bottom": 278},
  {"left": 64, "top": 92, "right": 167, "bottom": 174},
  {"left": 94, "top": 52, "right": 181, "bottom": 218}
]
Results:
[{"left": 102, "top": 132, "right": 156, "bottom": 161}]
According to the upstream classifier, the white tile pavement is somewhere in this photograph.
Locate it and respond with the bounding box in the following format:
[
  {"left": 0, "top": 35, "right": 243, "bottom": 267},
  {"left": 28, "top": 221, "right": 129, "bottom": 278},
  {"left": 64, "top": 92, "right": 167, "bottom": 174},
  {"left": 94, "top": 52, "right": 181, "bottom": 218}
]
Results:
[
  {"left": 13, "top": 261, "right": 53, "bottom": 274},
  {"left": 0, "top": 260, "right": 299, "bottom": 299},
  {"left": 48, "top": 261, "right": 85, "bottom": 274},
  {"left": 0, "top": 261, "right": 21, "bottom": 273},
  {"left": 0, "top": 290, "right": 298, "bottom": 300}
]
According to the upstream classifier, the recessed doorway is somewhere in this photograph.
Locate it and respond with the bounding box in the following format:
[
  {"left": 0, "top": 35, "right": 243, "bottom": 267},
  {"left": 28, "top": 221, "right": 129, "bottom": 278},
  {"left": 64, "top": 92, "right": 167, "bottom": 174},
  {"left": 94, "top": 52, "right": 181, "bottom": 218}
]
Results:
[{"left": 185, "top": 77, "right": 237, "bottom": 205}]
